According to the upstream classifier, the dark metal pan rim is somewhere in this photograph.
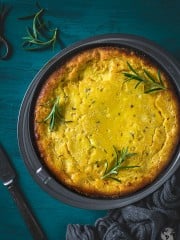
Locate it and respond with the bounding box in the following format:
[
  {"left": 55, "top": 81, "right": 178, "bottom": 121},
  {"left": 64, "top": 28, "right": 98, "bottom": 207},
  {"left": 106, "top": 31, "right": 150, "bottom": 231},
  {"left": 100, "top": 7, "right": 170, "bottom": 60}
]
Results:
[{"left": 17, "top": 33, "right": 180, "bottom": 210}]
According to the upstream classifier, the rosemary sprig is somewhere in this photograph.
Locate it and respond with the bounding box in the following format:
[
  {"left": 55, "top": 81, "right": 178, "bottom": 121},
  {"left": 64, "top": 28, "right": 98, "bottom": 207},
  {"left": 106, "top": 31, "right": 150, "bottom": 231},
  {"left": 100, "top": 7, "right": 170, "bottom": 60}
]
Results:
[
  {"left": 123, "top": 62, "right": 167, "bottom": 93},
  {"left": 20, "top": 6, "right": 58, "bottom": 50},
  {"left": 102, "top": 146, "right": 139, "bottom": 181},
  {"left": 43, "top": 97, "right": 62, "bottom": 131}
]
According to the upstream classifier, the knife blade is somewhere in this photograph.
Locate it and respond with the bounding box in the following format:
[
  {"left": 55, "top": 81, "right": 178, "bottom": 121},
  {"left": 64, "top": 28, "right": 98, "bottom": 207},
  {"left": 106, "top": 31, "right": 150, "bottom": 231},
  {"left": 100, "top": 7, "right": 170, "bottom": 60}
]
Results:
[
  {"left": 0, "top": 144, "right": 47, "bottom": 240},
  {"left": 0, "top": 144, "right": 16, "bottom": 185}
]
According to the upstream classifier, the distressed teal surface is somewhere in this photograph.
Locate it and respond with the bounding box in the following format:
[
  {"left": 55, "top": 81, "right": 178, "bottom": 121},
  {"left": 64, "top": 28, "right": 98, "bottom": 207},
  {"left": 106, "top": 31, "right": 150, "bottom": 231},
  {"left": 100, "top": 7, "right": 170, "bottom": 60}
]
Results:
[{"left": 0, "top": 0, "right": 179, "bottom": 239}]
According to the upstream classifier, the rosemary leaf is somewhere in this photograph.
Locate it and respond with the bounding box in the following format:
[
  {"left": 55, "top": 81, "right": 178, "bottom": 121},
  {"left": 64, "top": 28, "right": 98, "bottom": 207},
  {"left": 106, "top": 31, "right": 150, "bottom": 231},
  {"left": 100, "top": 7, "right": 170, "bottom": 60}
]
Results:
[
  {"left": 107, "top": 177, "right": 122, "bottom": 183},
  {"left": 158, "top": 69, "right": 163, "bottom": 85},
  {"left": 18, "top": 14, "right": 36, "bottom": 20},
  {"left": 32, "top": 9, "right": 44, "bottom": 39},
  {"left": 36, "top": 0, "right": 42, "bottom": 10},
  {"left": 144, "top": 69, "right": 155, "bottom": 83},
  {"left": 135, "top": 81, "right": 142, "bottom": 89},
  {"left": 127, "top": 61, "right": 138, "bottom": 75},
  {"left": 144, "top": 87, "right": 165, "bottom": 94}
]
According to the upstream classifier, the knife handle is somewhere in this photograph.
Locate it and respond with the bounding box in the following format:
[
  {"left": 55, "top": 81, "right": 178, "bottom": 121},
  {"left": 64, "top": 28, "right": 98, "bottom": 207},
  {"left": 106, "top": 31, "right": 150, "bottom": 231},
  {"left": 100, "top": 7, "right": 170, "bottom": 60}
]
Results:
[{"left": 7, "top": 181, "right": 47, "bottom": 240}]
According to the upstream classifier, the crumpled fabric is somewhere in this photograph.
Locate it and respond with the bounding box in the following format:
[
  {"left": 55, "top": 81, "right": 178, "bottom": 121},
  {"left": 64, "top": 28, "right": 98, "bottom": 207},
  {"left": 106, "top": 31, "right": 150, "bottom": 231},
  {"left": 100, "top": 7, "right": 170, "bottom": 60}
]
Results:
[
  {"left": 66, "top": 224, "right": 98, "bottom": 239},
  {"left": 66, "top": 167, "right": 180, "bottom": 240}
]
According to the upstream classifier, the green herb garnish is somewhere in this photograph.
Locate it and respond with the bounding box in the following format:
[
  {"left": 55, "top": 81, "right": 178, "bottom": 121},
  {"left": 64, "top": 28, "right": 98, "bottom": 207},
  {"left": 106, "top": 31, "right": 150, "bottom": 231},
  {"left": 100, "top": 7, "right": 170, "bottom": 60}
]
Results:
[
  {"left": 19, "top": 6, "right": 58, "bottom": 51},
  {"left": 123, "top": 62, "right": 166, "bottom": 93},
  {"left": 43, "top": 97, "right": 62, "bottom": 131},
  {"left": 102, "top": 146, "right": 139, "bottom": 181}
]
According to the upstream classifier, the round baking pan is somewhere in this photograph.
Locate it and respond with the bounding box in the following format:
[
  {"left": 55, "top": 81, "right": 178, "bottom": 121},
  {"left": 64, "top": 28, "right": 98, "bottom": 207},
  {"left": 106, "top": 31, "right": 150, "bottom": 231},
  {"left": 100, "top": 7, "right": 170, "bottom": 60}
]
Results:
[{"left": 18, "top": 34, "right": 180, "bottom": 210}]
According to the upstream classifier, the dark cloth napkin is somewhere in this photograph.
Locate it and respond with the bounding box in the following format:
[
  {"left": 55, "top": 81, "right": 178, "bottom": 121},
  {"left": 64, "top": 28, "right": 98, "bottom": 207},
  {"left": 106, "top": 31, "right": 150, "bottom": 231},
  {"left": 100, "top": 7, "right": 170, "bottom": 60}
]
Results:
[{"left": 66, "top": 167, "right": 180, "bottom": 240}]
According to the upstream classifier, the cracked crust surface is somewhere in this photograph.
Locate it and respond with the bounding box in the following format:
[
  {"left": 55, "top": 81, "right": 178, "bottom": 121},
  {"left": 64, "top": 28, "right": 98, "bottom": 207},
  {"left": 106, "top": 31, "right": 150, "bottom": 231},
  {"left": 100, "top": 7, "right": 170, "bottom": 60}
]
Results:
[{"left": 34, "top": 47, "right": 180, "bottom": 198}]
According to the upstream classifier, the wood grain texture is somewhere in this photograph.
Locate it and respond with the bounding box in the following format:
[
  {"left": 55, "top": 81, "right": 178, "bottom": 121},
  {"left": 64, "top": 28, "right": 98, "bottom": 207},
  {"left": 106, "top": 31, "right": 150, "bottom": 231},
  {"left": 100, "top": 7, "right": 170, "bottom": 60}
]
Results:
[{"left": 0, "top": 0, "right": 179, "bottom": 239}]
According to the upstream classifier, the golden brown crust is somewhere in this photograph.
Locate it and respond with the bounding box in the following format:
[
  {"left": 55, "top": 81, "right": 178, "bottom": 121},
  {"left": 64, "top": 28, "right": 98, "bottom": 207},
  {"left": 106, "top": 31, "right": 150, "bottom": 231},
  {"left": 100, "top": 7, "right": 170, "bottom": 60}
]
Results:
[{"left": 34, "top": 47, "right": 180, "bottom": 198}]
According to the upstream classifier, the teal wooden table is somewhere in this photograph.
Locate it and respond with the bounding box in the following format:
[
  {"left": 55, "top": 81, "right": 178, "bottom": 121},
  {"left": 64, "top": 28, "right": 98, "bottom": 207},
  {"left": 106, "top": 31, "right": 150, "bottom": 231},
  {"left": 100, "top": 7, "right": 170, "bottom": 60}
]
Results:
[{"left": 0, "top": 0, "right": 179, "bottom": 239}]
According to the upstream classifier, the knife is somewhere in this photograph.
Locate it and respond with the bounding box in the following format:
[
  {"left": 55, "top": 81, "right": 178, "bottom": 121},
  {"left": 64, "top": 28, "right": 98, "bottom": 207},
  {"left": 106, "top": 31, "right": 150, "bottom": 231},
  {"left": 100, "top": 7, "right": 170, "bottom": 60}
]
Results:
[{"left": 0, "top": 144, "right": 47, "bottom": 240}]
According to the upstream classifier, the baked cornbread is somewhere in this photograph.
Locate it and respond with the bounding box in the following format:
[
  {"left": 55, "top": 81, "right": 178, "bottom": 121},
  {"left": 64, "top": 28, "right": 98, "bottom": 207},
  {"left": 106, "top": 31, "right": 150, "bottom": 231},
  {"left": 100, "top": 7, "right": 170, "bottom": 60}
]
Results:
[{"left": 34, "top": 47, "right": 179, "bottom": 198}]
